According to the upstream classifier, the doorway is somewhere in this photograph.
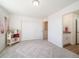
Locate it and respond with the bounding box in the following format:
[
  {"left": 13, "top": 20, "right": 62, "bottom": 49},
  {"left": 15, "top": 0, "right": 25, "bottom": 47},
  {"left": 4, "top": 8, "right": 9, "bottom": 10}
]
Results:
[
  {"left": 76, "top": 18, "right": 79, "bottom": 45},
  {"left": 43, "top": 21, "right": 48, "bottom": 40},
  {"left": 63, "top": 10, "right": 79, "bottom": 55}
]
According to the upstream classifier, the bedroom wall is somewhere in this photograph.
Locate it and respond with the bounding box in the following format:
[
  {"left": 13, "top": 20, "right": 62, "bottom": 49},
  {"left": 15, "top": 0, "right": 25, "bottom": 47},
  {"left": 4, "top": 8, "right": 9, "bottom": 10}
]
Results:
[
  {"left": 48, "top": 0, "right": 79, "bottom": 47},
  {"left": 0, "top": 6, "right": 10, "bottom": 51},
  {"left": 9, "top": 15, "right": 43, "bottom": 41}
]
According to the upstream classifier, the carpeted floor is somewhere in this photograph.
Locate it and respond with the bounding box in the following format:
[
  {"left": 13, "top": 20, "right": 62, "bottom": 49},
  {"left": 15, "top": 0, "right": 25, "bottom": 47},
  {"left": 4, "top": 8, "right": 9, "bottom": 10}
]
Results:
[{"left": 0, "top": 40, "right": 79, "bottom": 58}]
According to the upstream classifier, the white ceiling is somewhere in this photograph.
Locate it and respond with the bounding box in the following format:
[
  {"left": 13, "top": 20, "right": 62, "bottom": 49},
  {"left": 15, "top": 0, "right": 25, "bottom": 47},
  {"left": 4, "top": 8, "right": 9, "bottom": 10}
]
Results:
[{"left": 0, "top": 0, "right": 78, "bottom": 18}]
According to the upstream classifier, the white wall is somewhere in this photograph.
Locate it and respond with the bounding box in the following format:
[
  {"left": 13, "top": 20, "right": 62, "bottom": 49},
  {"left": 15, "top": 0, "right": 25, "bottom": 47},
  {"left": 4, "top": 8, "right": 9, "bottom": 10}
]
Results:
[
  {"left": 63, "top": 13, "right": 74, "bottom": 32},
  {"left": 0, "top": 6, "right": 10, "bottom": 51},
  {"left": 48, "top": 0, "right": 79, "bottom": 47},
  {"left": 9, "top": 15, "right": 43, "bottom": 41},
  {"left": 48, "top": 14, "right": 63, "bottom": 47}
]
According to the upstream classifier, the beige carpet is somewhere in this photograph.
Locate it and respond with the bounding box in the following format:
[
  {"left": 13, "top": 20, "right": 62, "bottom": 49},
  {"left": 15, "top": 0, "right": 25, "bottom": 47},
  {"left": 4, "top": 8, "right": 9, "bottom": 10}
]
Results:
[{"left": 0, "top": 40, "right": 79, "bottom": 58}]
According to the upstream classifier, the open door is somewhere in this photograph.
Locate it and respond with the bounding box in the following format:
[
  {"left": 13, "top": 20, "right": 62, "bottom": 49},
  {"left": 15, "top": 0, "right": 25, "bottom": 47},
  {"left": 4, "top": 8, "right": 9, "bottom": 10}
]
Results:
[
  {"left": 76, "top": 19, "right": 79, "bottom": 44},
  {"left": 43, "top": 21, "right": 48, "bottom": 40}
]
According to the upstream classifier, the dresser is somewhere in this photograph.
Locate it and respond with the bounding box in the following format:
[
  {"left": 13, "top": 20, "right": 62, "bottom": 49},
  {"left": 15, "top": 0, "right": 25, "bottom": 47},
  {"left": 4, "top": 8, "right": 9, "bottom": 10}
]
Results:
[{"left": 7, "top": 31, "right": 20, "bottom": 46}]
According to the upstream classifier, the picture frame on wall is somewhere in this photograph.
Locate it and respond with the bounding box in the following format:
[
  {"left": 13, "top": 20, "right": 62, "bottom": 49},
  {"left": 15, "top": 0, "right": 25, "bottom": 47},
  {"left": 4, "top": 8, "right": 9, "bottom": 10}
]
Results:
[{"left": 0, "top": 16, "right": 5, "bottom": 34}]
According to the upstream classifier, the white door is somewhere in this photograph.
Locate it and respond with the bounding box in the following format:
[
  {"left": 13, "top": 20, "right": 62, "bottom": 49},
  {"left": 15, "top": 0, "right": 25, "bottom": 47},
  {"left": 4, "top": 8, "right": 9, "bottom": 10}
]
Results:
[{"left": 77, "top": 18, "right": 79, "bottom": 44}]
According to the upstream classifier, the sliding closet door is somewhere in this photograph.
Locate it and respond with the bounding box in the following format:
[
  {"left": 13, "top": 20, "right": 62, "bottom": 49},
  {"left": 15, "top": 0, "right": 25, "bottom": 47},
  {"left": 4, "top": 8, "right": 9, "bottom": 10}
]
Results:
[
  {"left": 22, "top": 19, "right": 43, "bottom": 41},
  {"left": 22, "top": 21, "right": 35, "bottom": 40}
]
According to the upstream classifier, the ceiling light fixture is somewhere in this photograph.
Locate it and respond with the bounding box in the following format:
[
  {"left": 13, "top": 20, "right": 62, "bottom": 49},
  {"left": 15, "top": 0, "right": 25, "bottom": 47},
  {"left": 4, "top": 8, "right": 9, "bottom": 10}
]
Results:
[{"left": 33, "top": 0, "right": 40, "bottom": 7}]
